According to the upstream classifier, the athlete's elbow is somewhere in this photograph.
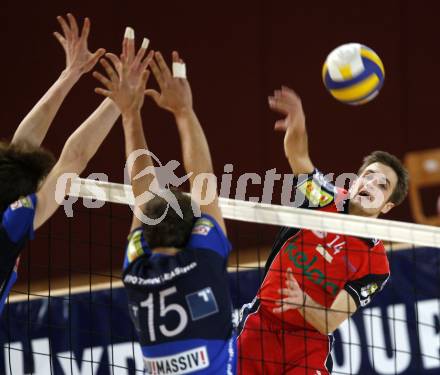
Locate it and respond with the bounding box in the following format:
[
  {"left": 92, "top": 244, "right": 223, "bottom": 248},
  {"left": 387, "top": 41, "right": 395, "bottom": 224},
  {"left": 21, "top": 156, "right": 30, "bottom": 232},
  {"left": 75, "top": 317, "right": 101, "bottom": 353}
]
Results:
[
  {"left": 325, "top": 325, "right": 338, "bottom": 335},
  {"left": 316, "top": 325, "right": 331, "bottom": 335},
  {"left": 60, "top": 142, "right": 89, "bottom": 174},
  {"left": 286, "top": 156, "right": 314, "bottom": 175},
  {"left": 316, "top": 321, "right": 338, "bottom": 335}
]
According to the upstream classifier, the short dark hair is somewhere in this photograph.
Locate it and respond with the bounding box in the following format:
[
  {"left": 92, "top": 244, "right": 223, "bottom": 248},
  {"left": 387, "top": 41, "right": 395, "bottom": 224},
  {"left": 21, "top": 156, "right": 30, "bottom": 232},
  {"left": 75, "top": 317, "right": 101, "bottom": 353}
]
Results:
[
  {"left": 358, "top": 150, "right": 409, "bottom": 206},
  {"left": 143, "top": 189, "right": 195, "bottom": 249},
  {"left": 0, "top": 141, "right": 55, "bottom": 213}
]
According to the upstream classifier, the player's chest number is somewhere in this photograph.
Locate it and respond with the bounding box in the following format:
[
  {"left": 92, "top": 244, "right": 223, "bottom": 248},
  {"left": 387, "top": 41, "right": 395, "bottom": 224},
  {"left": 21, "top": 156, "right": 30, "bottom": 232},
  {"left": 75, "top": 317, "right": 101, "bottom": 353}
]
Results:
[{"left": 139, "top": 286, "right": 188, "bottom": 342}]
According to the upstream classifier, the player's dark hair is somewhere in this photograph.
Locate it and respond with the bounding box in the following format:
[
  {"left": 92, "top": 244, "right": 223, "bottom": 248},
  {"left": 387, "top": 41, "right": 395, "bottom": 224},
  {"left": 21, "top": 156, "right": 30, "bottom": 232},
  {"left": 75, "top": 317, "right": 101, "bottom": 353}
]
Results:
[
  {"left": 143, "top": 189, "right": 195, "bottom": 249},
  {"left": 358, "top": 150, "right": 409, "bottom": 206},
  {"left": 0, "top": 141, "right": 55, "bottom": 213}
]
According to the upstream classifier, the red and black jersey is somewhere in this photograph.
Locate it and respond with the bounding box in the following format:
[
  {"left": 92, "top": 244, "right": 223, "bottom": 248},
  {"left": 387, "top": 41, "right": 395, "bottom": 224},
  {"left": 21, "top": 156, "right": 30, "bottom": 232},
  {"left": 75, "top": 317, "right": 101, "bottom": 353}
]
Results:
[{"left": 240, "top": 169, "right": 390, "bottom": 332}]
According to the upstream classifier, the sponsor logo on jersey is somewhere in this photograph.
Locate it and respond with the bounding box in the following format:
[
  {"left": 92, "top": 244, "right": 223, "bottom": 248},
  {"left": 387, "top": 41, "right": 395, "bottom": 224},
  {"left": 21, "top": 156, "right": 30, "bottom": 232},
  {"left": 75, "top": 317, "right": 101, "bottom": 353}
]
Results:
[
  {"left": 144, "top": 346, "right": 209, "bottom": 374},
  {"left": 10, "top": 197, "right": 33, "bottom": 211},
  {"left": 124, "top": 262, "right": 197, "bottom": 286},
  {"left": 186, "top": 287, "right": 219, "bottom": 320},
  {"left": 192, "top": 225, "right": 211, "bottom": 236},
  {"left": 360, "top": 282, "right": 379, "bottom": 298},
  {"left": 195, "top": 218, "right": 214, "bottom": 228},
  {"left": 127, "top": 230, "right": 145, "bottom": 263},
  {"left": 284, "top": 238, "right": 339, "bottom": 296},
  {"left": 192, "top": 219, "right": 214, "bottom": 236},
  {"left": 298, "top": 180, "right": 333, "bottom": 207}
]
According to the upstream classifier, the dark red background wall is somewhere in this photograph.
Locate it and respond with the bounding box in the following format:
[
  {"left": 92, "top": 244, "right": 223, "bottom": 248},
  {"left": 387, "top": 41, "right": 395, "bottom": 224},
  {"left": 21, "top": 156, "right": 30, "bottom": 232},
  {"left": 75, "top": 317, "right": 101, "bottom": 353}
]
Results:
[{"left": 2, "top": 1, "right": 439, "bottom": 284}]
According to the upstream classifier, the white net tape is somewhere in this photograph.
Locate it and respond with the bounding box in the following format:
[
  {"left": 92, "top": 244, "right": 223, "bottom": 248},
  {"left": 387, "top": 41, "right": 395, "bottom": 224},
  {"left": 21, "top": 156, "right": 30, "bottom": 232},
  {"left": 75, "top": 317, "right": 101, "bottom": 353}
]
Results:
[{"left": 70, "top": 178, "right": 440, "bottom": 248}]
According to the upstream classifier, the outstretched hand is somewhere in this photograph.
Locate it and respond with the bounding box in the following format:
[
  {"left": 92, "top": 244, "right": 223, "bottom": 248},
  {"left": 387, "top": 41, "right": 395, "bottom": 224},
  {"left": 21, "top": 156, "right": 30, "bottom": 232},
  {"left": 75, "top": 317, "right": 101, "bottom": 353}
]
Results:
[
  {"left": 54, "top": 13, "right": 105, "bottom": 77},
  {"left": 93, "top": 29, "right": 153, "bottom": 115},
  {"left": 146, "top": 51, "right": 193, "bottom": 117},
  {"left": 269, "top": 86, "right": 305, "bottom": 133},
  {"left": 272, "top": 268, "right": 306, "bottom": 314}
]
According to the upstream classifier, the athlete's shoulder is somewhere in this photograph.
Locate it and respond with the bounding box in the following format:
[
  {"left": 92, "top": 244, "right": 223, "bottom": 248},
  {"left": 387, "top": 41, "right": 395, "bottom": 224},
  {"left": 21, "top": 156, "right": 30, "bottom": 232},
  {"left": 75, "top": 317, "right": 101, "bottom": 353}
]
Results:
[
  {"left": 370, "top": 239, "right": 389, "bottom": 270},
  {"left": 372, "top": 238, "right": 385, "bottom": 249},
  {"left": 350, "top": 236, "right": 388, "bottom": 261},
  {"left": 186, "top": 214, "right": 231, "bottom": 259},
  {"left": 273, "top": 226, "right": 300, "bottom": 249},
  {"left": 344, "top": 238, "right": 390, "bottom": 308},
  {"left": 4, "top": 195, "right": 37, "bottom": 216},
  {"left": 1, "top": 194, "right": 37, "bottom": 244},
  {"left": 123, "top": 227, "right": 151, "bottom": 271},
  {"left": 360, "top": 237, "right": 387, "bottom": 258}
]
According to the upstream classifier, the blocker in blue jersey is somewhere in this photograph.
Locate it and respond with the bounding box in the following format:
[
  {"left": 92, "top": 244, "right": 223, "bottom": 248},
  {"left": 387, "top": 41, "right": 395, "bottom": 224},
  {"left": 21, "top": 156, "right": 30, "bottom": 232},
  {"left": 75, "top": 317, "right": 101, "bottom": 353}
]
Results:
[
  {"left": 0, "top": 14, "right": 121, "bottom": 316},
  {"left": 93, "top": 33, "right": 238, "bottom": 374},
  {"left": 122, "top": 213, "right": 235, "bottom": 374}
]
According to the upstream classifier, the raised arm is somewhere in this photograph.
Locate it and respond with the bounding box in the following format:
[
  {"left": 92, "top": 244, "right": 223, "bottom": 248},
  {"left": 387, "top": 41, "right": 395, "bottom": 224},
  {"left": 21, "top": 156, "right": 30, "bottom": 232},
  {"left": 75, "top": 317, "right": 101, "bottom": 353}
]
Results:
[
  {"left": 269, "top": 87, "right": 314, "bottom": 175},
  {"left": 12, "top": 14, "right": 105, "bottom": 147},
  {"left": 146, "top": 51, "right": 226, "bottom": 233},
  {"left": 93, "top": 29, "right": 153, "bottom": 231},
  {"left": 33, "top": 97, "right": 120, "bottom": 229}
]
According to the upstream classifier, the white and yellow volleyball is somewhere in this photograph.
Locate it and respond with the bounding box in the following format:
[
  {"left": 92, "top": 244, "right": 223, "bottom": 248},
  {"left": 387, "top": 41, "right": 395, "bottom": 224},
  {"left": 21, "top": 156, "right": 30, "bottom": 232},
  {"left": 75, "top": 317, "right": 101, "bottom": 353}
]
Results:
[{"left": 322, "top": 43, "right": 385, "bottom": 105}]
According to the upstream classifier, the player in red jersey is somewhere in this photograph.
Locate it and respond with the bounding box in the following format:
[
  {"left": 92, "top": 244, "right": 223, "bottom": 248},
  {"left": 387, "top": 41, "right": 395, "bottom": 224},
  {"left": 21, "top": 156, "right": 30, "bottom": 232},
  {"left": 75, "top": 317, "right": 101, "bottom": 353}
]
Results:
[{"left": 238, "top": 87, "right": 409, "bottom": 374}]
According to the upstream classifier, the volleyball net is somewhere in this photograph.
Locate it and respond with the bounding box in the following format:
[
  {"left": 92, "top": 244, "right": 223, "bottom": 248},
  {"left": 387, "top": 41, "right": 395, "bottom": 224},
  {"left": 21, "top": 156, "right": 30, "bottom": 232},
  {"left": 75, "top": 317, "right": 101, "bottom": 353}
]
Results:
[{"left": 1, "top": 178, "right": 439, "bottom": 375}]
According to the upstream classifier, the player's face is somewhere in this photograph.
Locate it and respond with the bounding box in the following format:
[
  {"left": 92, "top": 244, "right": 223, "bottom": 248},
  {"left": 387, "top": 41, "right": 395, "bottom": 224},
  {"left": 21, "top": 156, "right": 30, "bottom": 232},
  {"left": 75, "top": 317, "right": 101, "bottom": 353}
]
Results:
[{"left": 349, "top": 162, "right": 398, "bottom": 217}]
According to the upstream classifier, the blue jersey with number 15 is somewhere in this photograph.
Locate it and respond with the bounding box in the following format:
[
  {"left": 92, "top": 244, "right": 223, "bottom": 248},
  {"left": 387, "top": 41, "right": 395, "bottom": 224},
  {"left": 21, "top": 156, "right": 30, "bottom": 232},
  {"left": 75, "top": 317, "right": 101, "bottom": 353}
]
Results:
[{"left": 122, "top": 214, "right": 236, "bottom": 374}]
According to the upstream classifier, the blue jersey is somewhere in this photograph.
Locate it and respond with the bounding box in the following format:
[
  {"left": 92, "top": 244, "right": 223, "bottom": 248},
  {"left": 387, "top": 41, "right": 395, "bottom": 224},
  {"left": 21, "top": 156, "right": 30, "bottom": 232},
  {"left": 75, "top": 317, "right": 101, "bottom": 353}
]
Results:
[
  {"left": 122, "top": 214, "right": 236, "bottom": 374},
  {"left": 0, "top": 194, "right": 37, "bottom": 315}
]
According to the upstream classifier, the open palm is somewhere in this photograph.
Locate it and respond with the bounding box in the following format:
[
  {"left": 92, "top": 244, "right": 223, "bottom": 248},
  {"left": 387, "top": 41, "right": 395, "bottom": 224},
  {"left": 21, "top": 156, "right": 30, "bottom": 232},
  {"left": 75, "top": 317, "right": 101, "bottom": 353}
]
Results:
[
  {"left": 54, "top": 13, "right": 105, "bottom": 76},
  {"left": 93, "top": 31, "right": 152, "bottom": 114}
]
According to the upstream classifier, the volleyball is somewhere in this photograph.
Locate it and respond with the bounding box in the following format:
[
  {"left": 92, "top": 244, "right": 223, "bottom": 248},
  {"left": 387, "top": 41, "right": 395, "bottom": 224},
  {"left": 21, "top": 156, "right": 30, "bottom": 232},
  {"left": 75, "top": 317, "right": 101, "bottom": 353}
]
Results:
[{"left": 322, "top": 43, "right": 385, "bottom": 105}]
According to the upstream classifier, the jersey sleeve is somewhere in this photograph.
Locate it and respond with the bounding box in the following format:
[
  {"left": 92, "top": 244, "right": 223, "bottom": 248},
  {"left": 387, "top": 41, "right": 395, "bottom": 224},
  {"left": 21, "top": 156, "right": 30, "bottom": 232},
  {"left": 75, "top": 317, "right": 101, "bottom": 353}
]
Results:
[
  {"left": 0, "top": 258, "right": 19, "bottom": 315},
  {"left": 123, "top": 227, "right": 151, "bottom": 271},
  {"left": 294, "top": 169, "right": 340, "bottom": 209},
  {"left": 186, "top": 214, "right": 232, "bottom": 258},
  {"left": 343, "top": 243, "right": 390, "bottom": 308},
  {"left": 2, "top": 194, "right": 37, "bottom": 243}
]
